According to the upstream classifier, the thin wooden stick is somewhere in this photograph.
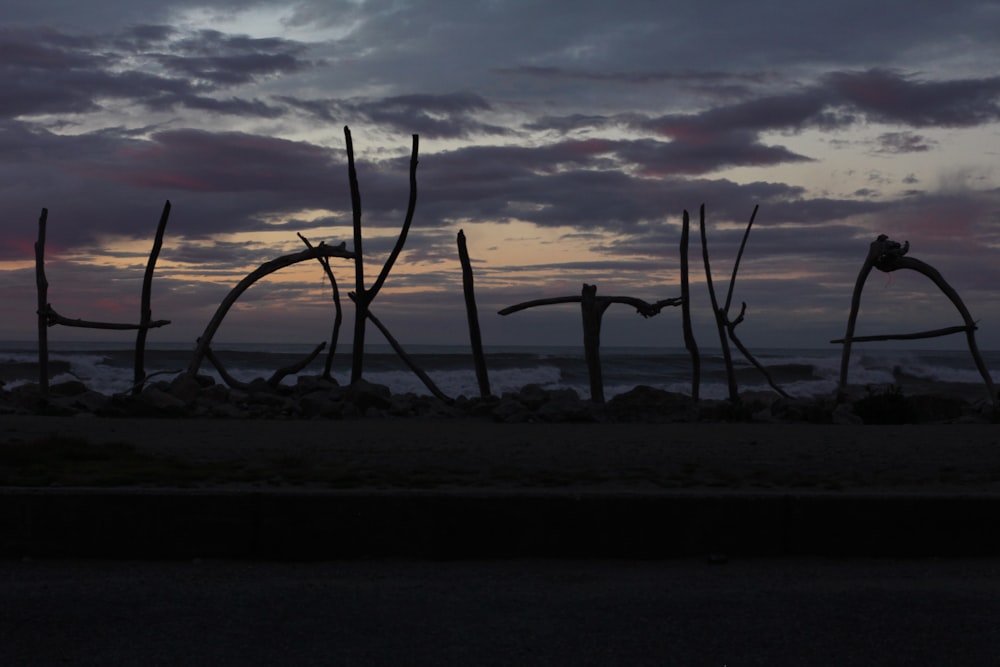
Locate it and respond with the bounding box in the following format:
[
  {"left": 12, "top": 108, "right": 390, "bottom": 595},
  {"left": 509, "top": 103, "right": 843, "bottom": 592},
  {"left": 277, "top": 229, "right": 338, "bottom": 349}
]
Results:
[
  {"left": 831, "top": 325, "right": 972, "bottom": 344},
  {"left": 346, "top": 126, "right": 367, "bottom": 384},
  {"left": 298, "top": 233, "right": 344, "bottom": 380},
  {"left": 34, "top": 208, "right": 49, "bottom": 397},
  {"left": 837, "top": 240, "right": 881, "bottom": 398},
  {"left": 354, "top": 298, "right": 452, "bottom": 404},
  {"left": 45, "top": 306, "right": 170, "bottom": 330},
  {"left": 680, "top": 209, "right": 700, "bottom": 400},
  {"left": 133, "top": 200, "right": 171, "bottom": 395},
  {"left": 267, "top": 342, "right": 326, "bottom": 387},
  {"left": 723, "top": 204, "right": 759, "bottom": 315},
  {"left": 458, "top": 229, "right": 491, "bottom": 397},
  {"left": 369, "top": 135, "right": 419, "bottom": 297}
]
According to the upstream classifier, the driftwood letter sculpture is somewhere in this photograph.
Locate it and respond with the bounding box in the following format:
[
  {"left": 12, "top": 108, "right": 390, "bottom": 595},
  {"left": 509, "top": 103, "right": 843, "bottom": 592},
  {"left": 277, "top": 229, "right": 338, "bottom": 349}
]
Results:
[{"left": 833, "top": 234, "right": 996, "bottom": 405}]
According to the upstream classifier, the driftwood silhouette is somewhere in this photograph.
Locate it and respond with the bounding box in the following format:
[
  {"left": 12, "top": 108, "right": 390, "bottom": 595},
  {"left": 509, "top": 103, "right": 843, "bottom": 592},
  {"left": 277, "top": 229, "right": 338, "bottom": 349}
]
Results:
[
  {"left": 34, "top": 202, "right": 173, "bottom": 397},
  {"left": 679, "top": 208, "right": 700, "bottom": 400},
  {"left": 186, "top": 243, "right": 355, "bottom": 378},
  {"left": 202, "top": 341, "right": 326, "bottom": 390},
  {"left": 698, "top": 204, "right": 788, "bottom": 401},
  {"left": 346, "top": 127, "right": 420, "bottom": 384},
  {"left": 833, "top": 234, "right": 996, "bottom": 405},
  {"left": 500, "top": 285, "right": 682, "bottom": 403},
  {"left": 298, "top": 233, "right": 344, "bottom": 380},
  {"left": 457, "top": 229, "right": 491, "bottom": 397}
]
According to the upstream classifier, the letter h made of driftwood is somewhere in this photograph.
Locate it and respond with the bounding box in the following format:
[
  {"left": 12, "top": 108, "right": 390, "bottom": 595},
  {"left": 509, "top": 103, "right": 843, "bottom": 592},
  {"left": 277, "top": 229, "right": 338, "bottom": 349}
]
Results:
[{"left": 34, "top": 202, "right": 173, "bottom": 398}]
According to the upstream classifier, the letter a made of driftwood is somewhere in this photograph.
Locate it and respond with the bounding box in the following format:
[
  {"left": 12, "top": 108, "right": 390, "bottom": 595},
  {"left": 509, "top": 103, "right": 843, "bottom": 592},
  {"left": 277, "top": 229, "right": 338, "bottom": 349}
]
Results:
[{"left": 833, "top": 234, "right": 996, "bottom": 405}]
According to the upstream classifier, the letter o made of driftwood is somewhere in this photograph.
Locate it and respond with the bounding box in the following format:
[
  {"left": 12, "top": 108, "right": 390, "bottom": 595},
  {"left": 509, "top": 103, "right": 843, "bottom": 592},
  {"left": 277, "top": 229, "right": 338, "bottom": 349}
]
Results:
[{"left": 187, "top": 245, "right": 354, "bottom": 375}]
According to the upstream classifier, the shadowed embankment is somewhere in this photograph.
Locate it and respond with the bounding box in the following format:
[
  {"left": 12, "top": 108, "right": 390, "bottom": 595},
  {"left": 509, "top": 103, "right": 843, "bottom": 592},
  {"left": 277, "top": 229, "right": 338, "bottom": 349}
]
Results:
[{"left": 2, "top": 416, "right": 999, "bottom": 558}]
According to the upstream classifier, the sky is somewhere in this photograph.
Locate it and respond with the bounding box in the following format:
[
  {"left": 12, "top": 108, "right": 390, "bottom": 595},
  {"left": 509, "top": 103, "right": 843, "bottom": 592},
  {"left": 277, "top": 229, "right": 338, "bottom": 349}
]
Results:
[{"left": 2, "top": 0, "right": 999, "bottom": 353}]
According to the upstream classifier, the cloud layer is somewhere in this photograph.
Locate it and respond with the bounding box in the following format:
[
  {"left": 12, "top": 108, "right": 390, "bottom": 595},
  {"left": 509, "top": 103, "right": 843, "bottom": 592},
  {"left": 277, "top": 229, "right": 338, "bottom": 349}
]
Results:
[{"left": 1, "top": 0, "right": 999, "bottom": 352}]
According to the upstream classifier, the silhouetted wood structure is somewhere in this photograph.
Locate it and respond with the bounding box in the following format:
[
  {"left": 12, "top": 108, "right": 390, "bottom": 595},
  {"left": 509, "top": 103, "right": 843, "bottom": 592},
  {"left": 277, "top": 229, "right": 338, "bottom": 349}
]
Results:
[
  {"left": 298, "top": 233, "right": 344, "bottom": 380},
  {"left": 500, "top": 285, "right": 682, "bottom": 403},
  {"left": 34, "top": 202, "right": 173, "bottom": 397},
  {"left": 203, "top": 341, "right": 326, "bottom": 390},
  {"left": 698, "top": 204, "right": 788, "bottom": 402},
  {"left": 679, "top": 208, "right": 700, "bottom": 400},
  {"left": 346, "top": 127, "right": 420, "bottom": 385},
  {"left": 457, "top": 229, "right": 491, "bottom": 397},
  {"left": 186, "top": 243, "right": 355, "bottom": 379},
  {"left": 833, "top": 234, "right": 996, "bottom": 405},
  {"left": 182, "top": 129, "right": 447, "bottom": 397}
]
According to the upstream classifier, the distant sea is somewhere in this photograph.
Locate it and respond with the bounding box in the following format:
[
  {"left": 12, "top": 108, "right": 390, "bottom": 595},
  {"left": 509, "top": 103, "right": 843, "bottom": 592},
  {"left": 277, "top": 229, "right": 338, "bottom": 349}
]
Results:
[{"left": 1, "top": 341, "right": 998, "bottom": 402}]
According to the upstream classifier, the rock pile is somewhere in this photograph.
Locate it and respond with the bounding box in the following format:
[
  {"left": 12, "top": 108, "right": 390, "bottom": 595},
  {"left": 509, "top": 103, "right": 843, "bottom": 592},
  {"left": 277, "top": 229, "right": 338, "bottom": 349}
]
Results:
[{"left": 0, "top": 373, "right": 994, "bottom": 424}]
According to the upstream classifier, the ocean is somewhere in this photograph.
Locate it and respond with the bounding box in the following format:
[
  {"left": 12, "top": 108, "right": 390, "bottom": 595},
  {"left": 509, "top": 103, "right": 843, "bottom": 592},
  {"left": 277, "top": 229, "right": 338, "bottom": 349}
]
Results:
[{"left": 2, "top": 341, "right": 998, "bottom": 403}]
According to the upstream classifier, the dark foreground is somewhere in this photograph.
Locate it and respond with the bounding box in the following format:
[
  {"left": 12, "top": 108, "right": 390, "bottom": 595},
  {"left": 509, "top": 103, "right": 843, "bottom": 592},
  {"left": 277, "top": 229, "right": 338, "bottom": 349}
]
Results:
[{"left": 3, "top": 558, "right": 999, "bottom": 666}]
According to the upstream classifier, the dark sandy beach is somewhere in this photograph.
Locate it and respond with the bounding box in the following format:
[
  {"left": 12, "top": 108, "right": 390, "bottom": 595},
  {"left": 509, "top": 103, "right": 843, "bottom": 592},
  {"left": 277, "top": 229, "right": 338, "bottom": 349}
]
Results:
[{"left": 2, "top": 415, "right": 999, "bottom": 493}]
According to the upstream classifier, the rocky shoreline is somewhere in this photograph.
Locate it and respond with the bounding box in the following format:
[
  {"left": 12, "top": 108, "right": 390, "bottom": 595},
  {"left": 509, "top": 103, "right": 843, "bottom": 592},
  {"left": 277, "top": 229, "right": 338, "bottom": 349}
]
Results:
[{"left": 2, "top": 371, "right": 996, "bottom": 425}]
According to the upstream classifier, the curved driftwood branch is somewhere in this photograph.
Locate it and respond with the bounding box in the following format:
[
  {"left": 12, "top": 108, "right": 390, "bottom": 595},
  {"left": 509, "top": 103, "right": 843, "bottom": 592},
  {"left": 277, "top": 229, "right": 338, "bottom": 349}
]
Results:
[
  {"left": 187, "top": 244, "right": 354, "bottom": 376},
  {"left": 268, "top": 342, "right": 326, "bottom": 387},
  {"left": 724, "top": 204, "right": 758, "bottom": 315},
  {"left": 203, "top": 346, "right": 251, "bottom": 391},
  {"left": 133, "top": 200, "right": 171, "bottom": 394},
  {"left": 298, "top": 233, "right": 344, "bottom": 380},
  {"left": 836, "top": 238, "right": 883, "bottom": 397},
  {"left": 369, "top": 134, "right": 419, "bottom": 298},
  {"left": 202, "top": 342, "right": 325, "bottom": 390},
  {"left": 498, "top": 296, "right": 581, "bottom": 315}
]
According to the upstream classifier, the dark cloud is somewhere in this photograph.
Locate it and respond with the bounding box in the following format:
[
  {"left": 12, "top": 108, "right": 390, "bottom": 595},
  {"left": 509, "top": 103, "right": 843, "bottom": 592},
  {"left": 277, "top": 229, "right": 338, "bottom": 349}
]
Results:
[
  {"left": 152, "top": 29, "right": 312, "bottom": 86},
  {"left": 87, "top": 128, "right": 338, "bottom": 193},
  {"left": 875, "top": 132, "right": 934, "bottom": 154},
  {"left": 281, "top": 92, "right": 512, "bottom": 138},
  {"left": 826, "top": 69, "right": 1000, "bottom": 127},
  {"left": 0, "top": 24, "right": 315, "bottom": 122},
  {"left": 1, "top": 1, "right": 999, "bottom": 348}
]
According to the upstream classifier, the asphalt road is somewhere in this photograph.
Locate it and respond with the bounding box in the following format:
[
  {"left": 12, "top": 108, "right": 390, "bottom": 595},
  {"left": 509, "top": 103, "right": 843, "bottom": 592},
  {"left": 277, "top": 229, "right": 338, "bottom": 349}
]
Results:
[{"left": 2, "top": 558, "right": 999, "bottom": 666}]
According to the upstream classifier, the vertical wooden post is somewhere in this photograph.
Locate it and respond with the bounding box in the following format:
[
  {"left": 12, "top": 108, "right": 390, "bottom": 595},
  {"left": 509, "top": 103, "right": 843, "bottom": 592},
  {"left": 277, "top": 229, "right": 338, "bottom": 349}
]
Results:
[
  {"left": 133, "top": 200, "right": 171, "bottom": 394},
  {"left": 345, "top": 127, "right": 367, "bottom": 384},
  {"left": 457, "top": 229, "right": 491, "bottom": 397},
  {"left": 581, "top": 283, "right": 610, "bottom": 403},
  {"left": 34, "top": 208, "right": 49, "bottom": 398},
  {"left": 680, "top": 210, "right": 700, "bottom": 400},
  {"left": 837, "top": 241, "right": 882, "bottom": 399}
]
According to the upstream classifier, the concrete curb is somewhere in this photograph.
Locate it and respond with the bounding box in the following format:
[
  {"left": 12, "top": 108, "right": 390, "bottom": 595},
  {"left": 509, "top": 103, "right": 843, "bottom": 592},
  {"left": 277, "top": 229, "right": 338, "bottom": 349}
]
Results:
[{"left": 3, "top": 489, "right": 1000, "bottom": 559}]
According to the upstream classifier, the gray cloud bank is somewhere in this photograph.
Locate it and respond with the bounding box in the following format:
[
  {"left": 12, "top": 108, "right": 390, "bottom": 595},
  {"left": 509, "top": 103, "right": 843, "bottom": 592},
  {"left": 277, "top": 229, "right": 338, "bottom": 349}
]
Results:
[{"left": 1, "top": 0, "right": 999, "bottom": 350}]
